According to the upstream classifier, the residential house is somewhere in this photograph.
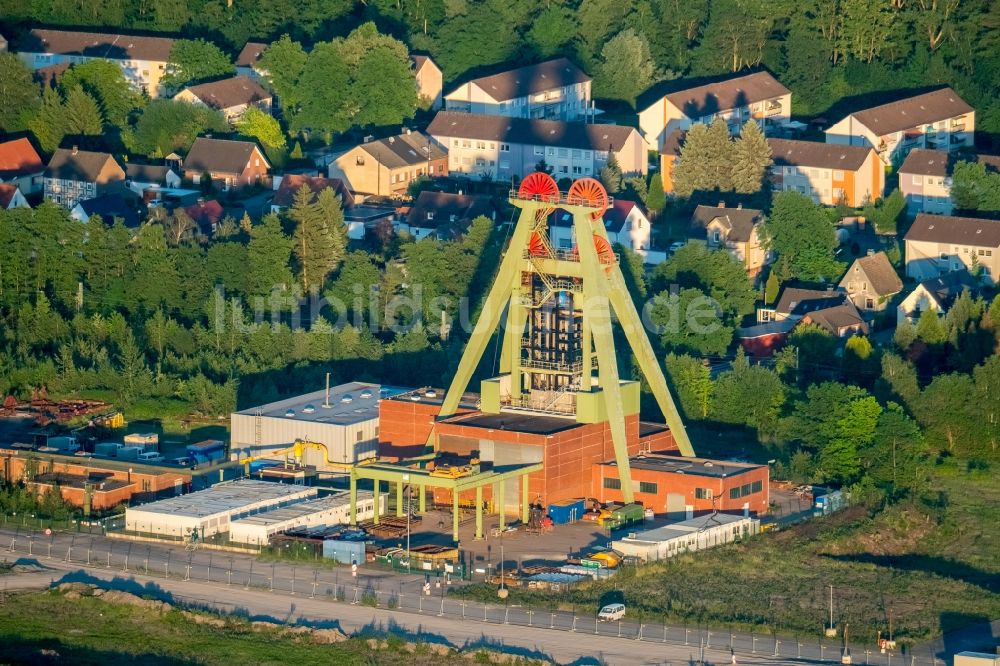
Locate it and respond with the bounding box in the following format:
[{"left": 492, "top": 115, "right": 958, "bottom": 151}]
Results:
[
  {"left": 898, "top": 148, "right": 956, "bottom": 215},
  {"left": 69, "top": 193, "right": 139, "bottom": 228},
  {"left": 690, "top": 204, "right": 768, "bottom": 276},
  {"left": 768, "top": 138, "right": 884, "bottom": 207},
  {"left": 125, "top": 163, "right": 182, "bottom": 198},
  {"left": 18, "top": 29, "right": 175, "bottom": 97},
  {"left": 903, "top": 213, "right": 1000, "bottom": 284},
  {"left": 329, "top": 131, "right": 447, "bottom": 197},
  {"left": 235, "top": 42, "right": 267, "bottom": 80},
  {"left": 34, "top": 61, "right": 70, "bottom": 89},
  {"left": 185, "top": 199, "right": 225, "bottom": 236},
  {"left": 548, "top": 200, "right": 663, "bottom": 264},
  {"left": 412, "top": 55, "right": 443, "bottom": 110},
  {"left": 0, "top": 137, "right": 45, "bottom": 195},
  {"left": 427, "top": 111, "right": 647, "bottom": 181},
  {"left": 403, "top": 191, "right": 496, "bottom": 240},
  {"left": 173, "top": 76, "right": 272, "bottom": 122},
  {"left": 444, "top": 58, "right": 591, "bottom": 121},
  {"left": 898, "top": 149, "right": 1000, "bottom": 215},
  {"left": 740, "top": 287, "right": 861, "bottom": 355},
  {"left": 270, "top": 174, "right": 355, "bottom": 214},
  {"left": 896, "top": 270, "right": 980, "bottom": 326},
  {"left": 638, "top": 71, "right": 791, "bottom": 150},
  {"left": 800, "top": 301, "right": 869, "bottom": 337},
  {"left": 0, "top": 184, "right": 30, "bottom": 209},
  {"left": 183, "top": 138, "right": 270, "bottom": 191},
  {"left": 43, "top": 147, "right": 126, "bottom": 209},
  {"left": 838, "top": 251, "right": 903, "bottom": 313},
  {"left": 824, "top": 88, "right": 975, "bottom": 165},
  {"left": 344, "top": 205, "right": 397, "bottom": 241}
]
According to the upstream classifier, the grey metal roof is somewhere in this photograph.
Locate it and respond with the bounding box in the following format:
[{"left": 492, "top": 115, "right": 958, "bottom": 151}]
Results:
[
  {"left": 130, "top": 480, "right": 316, "bottom": 519},
  {"left": 602, "top": 454, "right": 764, "bottom": 479},
  {"left": 617, "top": 513, "right": 755, "bottom": 544},
  {"left": 233, "top": 382, "right": 410, "bottom": 426},
  {"left": 229, "top": 490, "right": 372, "bottom": 528}
]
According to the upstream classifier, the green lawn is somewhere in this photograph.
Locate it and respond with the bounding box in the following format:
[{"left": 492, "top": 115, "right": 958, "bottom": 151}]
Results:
[
  {"left": 0, "top": 588, "right": 540, "bottom": 665},
  {"left": 453, "top": 462, "right": 1000, "bottom": 646}
]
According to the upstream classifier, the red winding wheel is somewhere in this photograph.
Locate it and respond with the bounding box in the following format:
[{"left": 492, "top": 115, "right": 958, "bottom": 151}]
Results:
[
  {"left": 570, "top": 235, "right": 616, "bottom": 272},
  {"left": 528, "top": 230, "right": 551, "bottom": 257},
  {"left": 518, "top": 171, "right": 559, "bottom": 203},
  {"left": 567, "top": 177, "right": 609, "bottom": 220}
]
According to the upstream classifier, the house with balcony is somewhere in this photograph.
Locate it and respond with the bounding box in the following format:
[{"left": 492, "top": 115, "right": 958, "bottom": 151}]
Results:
[
  {"left": 904, "top": 213, "right": 1000, "bottom": 284},
  {"left": 768, "top": 138, "right": 884, "bottom": 207},
  {"left": 427, "top": 111, "right": 647, "bottom": 182},
  {"left": 329, "top": 130, "right": 447, "bottom": 198},
  {"left": 43, "top": 147, "right": 126, "bottom": 209},
  {"left": 444, "top": 58, "right": 592, "bottom": 121},
  {"left": 17, "top": 29, "right": 175, "bottom": 97},
  {"left": 173, "top": 75, "right": 272, "bottom": 123},
  {"left": 824, "top": 88, "right": 974, "bottom": 166},
  {"left": 412, "top": 55, "right": 443, "bottom": 110},
  {"left": 690, "top": 204, "right": 769, "bottom": 276},
  {"left": 182, "top": 138, "right": 270, "bottom": 191},
  {"left": 638, "top": 71, "right": 791, "bottom": 150}
]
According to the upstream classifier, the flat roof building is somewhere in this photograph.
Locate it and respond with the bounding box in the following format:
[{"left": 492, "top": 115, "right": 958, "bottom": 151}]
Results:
[
  {"left": 231, "top": 382, "right": 410, "bottom": 468},
  {"left": 593, "top": 454, "right": 769, "bottom": 519},
  {"left": 612, "top": 512, "right": 759, "bottom": 562},
  {"left": 227, "top": 490, "right": 383, "bottom": 545},
  {"left": 125, "top": 479, "right": 317, "bottom": 538}
]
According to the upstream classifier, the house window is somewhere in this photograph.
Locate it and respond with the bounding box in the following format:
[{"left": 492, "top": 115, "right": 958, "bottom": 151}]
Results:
[
  {"left": 866, "top": 298, "right": 875, "bottom": 308},
  {"left": 547, "top": 147, "right": 555, "bottom": 156},
  {"left": 452, "top": 139, "right": 459, "bottom": 147},
  {"left": 639, "top": 481, "right": 658, "bottom": 494},
  {"left": 500, "top": 143, "right": 510, "bottom": 152},
  {"left": 476, "top": 141, "right": 486, "bottom": 149},
  {"left": 462, "top": 140, "right": 471, "bottom": 148},
  {"left": 534, "top": 146, "right": 544, "bottom": 156},
  {"left": 695, "top": 488, "right": 713, "bottom": 500},
  {"left": 500, "top": 161, "right": 510, "bottom": 170},
  {"left": 712, "top": 230, "right": 721, "bottom": 243},
  {"left": 426, "top": 212, "right": 434, "bottom": 220},
  {"left": 558, "top": 148, "right": 568, "bottom": 157},
  {"left": 912, "top": 175, "right": 921, "bottom": 185},
  {"left": 356, "top": 431, "right": 363, "bottom": 442},
  {"left": 603, "top": 477, "right": 621, "bottom": 490}
]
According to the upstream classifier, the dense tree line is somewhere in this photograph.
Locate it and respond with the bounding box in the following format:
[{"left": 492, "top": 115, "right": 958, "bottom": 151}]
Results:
[
  {"left": 1, "top": 1, "right": 998, "bottom": 145},
  {"left": 0, "top": 187, "right": 500, "bottom": 417}
]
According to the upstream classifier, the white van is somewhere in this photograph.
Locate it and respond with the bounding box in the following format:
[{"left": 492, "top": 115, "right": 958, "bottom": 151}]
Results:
[
  {"left": 137, "top": 452, "right": 165, "bottom": 463},
  {"left": 597, "top": 603, "right": 626, "bottom": 622}
]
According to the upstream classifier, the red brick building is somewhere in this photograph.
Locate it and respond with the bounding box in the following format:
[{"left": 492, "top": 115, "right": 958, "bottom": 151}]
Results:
[
  {"left": 1, "top": 448, "right": 191, "bottom": 512},
  {"left": 592, "top": 454, "right": 769, "bottom": 518},
  {"left": 183, "top": 137, "right": 270, "bottom": 191}
]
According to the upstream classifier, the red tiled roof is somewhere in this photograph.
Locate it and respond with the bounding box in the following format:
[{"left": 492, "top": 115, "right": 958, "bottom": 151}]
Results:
[
  {"left": 185, "top": 199, "right": 224, "bottom": 228},
  {"left": 0, "top": 138, "right": 44, "bottom": 180},
  {"left": 0, "top": 184, "right": 21, "bottom": 208}
]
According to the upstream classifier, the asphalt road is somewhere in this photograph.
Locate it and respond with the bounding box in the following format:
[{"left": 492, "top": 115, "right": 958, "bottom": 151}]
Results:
[{"left": 0, "top": 526, "right": 956, "bottom": 666}]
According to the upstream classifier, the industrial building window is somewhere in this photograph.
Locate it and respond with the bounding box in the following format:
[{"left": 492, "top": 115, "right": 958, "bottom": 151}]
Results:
[
  {"left": 639, "top": 481, "right": 657, "bottom": 494},
  {"left": 729, "top": 487, "right": 740, "bottom": 499},
  {"left": 751, "top": 480, "right": 763, "bottom": 494},
  {"left": 356, "top": 431, "right": 363, "bottom": 441},
  {"left": 603, "top": 477, "right": 621, "bottom": 490},
  {"left": 695, "top": 488, "right": 712, "bottom": 500}
]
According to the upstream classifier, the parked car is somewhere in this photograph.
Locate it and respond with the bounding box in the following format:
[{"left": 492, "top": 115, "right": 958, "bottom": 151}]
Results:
[{"left": 597, "top": 603, "right": 626, "bottom": 621}]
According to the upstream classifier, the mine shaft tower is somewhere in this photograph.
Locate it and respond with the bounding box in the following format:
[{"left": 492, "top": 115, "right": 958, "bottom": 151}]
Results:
[{"left": 436, "top": 173, "right": 694, "bottom": 503}]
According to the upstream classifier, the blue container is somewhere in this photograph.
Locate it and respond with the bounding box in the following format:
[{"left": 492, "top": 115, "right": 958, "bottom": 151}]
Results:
[
  {"left": 323, "top": 539, "right": 365, "bottom": 565},
  {"left": 548, "top": 498, "right": 585, "bottom": 525}
]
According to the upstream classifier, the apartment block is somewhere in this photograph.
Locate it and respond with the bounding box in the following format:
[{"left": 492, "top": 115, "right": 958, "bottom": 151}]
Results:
[
  {"left": 899, "top": 149, "right": 1000, "bottom": 215},
  {"left": 825, "top": 88, "right": 974, "bottom": 165},
  {"left": 768, "top": 138, "right": 884, "bottom": 207},
  {"left": 18, "top": 29, "right": 175, "bottom": 97},
  {"left": 444, "top": 58, "right": 592, "bottom": 121},
  {"left": 330, "top": 131, "right": 447, "bottom": 197},
  {"left": 427, "top": 111, "right": 647, "bottom": 182},
  {"left": 904, "top": 213, "right": 1000, "bottom": 284},
  {"left": 638, "top": 71, "right": 791, "bottom": 150}
]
